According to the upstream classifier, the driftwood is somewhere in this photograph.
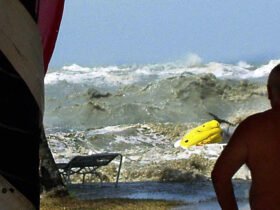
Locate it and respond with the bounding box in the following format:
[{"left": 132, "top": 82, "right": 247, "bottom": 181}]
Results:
[{"left": 208, "top": 112, "right": 235, "bottom": 126}]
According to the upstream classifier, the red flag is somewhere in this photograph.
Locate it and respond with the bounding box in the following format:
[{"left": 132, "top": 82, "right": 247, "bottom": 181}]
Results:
[{"left": 38, "top": 0, "right": 65, "bottom": 73}]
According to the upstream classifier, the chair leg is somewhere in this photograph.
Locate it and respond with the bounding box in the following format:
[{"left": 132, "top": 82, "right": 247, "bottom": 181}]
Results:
[
  {"left": 115, "top": 154, "right": 123, "bottom": 187},
  {"left": 66, "top": 170, "right": 71, "bottom": 184},
  {"left": 93, "top": 172, "right": 103, "bottom": 186},
  {"left": 82, "top": 173, "right": 86, "bottom": 184}
]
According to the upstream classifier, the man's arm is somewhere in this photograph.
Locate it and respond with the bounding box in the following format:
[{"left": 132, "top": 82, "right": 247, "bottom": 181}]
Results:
[{"left": 211, "top": 120, "right": 248, "bottom": 210}]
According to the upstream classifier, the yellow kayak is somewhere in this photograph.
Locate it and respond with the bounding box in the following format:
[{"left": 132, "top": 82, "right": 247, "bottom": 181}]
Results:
[{"left": 174, "top": 120, "right": 222, "bottom": 148}]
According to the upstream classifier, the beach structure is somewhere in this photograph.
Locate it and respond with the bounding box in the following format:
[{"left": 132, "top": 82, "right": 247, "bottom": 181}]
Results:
[{"left": 0, "top": 0, "right": 64, "bottom": 208}]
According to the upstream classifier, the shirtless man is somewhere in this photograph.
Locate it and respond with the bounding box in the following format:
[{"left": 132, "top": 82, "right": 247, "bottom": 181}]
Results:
[{"left": 211, "top": 63, "right": 280, "bottom": 210}]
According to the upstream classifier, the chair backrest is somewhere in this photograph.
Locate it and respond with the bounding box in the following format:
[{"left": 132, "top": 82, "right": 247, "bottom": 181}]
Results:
[{"left": 67, "top": 153, "right": 120, "bottom": 168}]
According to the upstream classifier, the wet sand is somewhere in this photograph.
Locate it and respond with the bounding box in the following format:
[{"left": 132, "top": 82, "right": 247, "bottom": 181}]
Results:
[{"left": 69, "top": 180, "right": 251, "bottom": 210}]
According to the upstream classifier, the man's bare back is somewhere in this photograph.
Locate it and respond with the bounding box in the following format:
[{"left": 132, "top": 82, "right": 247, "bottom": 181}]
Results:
[
  {"left": 212, "top": 64, "right": 280, "bottom": 210},
  {"left": 245, "top": 109, "right": 280, "bottom": 209}
]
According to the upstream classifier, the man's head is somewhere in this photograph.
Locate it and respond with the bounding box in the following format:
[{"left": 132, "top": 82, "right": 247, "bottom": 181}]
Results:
[{"left": 268, "top": 64, "right": 280, "bottom": 108}]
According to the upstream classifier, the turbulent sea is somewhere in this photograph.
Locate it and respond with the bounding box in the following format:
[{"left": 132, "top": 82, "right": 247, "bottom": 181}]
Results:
[{"left": 43, "top": 58, "right": 278, "bottom": 206}]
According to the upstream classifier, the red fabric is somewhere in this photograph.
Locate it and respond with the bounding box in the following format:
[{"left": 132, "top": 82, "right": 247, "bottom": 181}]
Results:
[{"left": 38, "top": 0, "right": 65, "bottom": 73}]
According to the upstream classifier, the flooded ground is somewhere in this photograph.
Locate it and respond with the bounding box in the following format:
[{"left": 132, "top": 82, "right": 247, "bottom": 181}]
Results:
[{"left": 69, "top": 180, "right": 251, "bottom": 210}]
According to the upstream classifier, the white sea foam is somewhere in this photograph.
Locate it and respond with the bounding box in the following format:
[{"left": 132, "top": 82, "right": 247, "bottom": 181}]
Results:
[
  {"left": 45, "top": 59, "right": 280, "bottom": 88},
  {"left": 86, "top": 125, "right": 135, "bottom": 135},
  {"left": 247, "top": 59, "right": 280, "bottom": 78}
]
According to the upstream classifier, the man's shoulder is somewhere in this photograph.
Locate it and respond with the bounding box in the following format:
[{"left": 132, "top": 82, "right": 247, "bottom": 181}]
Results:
[
  {"left": 246, "top": 110, "right": 271, "bottom": 121},
  {"left": 240, "top": 110, "right": 271, "bottom": 128}
]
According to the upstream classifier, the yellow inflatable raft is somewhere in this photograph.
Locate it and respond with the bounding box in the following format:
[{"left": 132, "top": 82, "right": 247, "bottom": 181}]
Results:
[{"left": 174, "top": 120, "right": 222, "bottom": 149}]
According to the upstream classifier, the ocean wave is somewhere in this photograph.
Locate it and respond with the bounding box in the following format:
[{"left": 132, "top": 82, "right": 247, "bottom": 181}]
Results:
[
  {"left": 45, "top": 73, "right": 269, "bottom": 130},
  {"left": 45, "top": 59, "right": 280, "bottom": 89},
  {"left": 46, "top": 123, "right": 250, "bottom": 182}
]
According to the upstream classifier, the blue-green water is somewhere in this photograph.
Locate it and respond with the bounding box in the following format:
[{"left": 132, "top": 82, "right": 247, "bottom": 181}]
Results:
[{"left": 44, "top": 59, "right": 278, "bottom": 206}]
